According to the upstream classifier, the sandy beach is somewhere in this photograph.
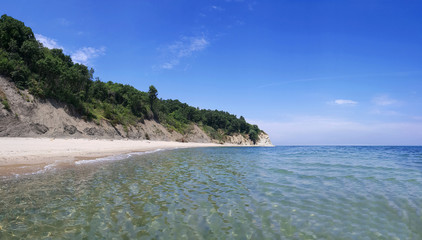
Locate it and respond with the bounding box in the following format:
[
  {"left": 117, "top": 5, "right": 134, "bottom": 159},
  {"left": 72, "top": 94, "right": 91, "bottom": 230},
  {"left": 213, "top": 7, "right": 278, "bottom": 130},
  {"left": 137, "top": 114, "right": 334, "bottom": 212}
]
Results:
[{"left": 0, "top": 137, "right": 223, "bottom": 177}]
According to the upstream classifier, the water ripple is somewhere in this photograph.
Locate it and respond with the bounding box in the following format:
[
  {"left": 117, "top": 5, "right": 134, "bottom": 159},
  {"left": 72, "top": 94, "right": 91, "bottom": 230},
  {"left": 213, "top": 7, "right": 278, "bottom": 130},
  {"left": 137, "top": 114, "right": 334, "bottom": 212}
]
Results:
[{"left": 1, "top": 146, "right": 422, "bottom": 239}]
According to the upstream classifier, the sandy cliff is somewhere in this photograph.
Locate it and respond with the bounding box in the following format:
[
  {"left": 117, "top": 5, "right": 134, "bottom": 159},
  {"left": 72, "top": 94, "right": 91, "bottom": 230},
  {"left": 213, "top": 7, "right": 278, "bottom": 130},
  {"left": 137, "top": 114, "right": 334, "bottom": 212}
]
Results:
[
  {"left": 0, "top": 76, "right": 272, "bottom": 146},
  {"left": 225, "top": 132, "right": 273, "bottom": 146}
]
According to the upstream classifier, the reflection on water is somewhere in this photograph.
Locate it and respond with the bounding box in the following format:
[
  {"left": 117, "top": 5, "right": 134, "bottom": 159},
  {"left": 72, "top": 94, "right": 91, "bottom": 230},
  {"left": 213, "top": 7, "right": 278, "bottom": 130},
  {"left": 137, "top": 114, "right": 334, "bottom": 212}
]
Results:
[{"left": 1, "top": 146, "right": 422, "bottom": 239}]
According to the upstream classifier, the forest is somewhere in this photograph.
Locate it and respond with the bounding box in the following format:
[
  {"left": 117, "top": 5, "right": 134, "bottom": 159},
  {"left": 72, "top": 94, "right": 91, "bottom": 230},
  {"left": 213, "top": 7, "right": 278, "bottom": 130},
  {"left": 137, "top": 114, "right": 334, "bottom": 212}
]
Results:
[{"left": 0, "top": 14, "right": 261, "bottom": 143}]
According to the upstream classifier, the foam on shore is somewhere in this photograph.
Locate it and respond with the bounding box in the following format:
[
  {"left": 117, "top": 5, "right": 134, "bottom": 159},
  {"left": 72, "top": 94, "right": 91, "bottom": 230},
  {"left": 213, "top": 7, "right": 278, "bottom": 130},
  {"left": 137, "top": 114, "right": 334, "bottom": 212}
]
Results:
[{"left": 75, "top": 148, "right": 168, "bottom": 165}]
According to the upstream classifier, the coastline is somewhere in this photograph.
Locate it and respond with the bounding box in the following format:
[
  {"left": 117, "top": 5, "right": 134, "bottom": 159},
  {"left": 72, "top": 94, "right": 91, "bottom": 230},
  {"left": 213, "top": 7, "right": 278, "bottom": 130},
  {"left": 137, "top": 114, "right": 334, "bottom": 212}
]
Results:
[{"left": 0, "top": 137, "right": 228, "bottom": 177}]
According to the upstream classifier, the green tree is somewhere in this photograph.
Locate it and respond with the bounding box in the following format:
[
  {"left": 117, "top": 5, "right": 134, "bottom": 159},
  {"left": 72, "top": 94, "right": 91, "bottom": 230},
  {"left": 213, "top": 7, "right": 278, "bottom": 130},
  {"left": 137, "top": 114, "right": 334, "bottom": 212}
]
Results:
[
  {"left": 148, "top": 85, "right": 157, "bottom": 117},
  {"left": 0, "top": 14, "right": 35, "bottom": 54},
  {"left": 148, "top": 85, "right": 157, "bottom": 103},
  {"left": 20, "top": 40, "right": 42, "bottom": 68},
  {"left": 248, "top": 124, "right": 260, "bottom": 144}
]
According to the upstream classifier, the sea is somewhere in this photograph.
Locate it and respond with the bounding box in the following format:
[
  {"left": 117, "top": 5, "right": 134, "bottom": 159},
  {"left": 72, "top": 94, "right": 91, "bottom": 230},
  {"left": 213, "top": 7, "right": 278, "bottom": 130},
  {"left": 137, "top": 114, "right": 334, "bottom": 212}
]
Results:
[{"left": 1, "top": 146, "right": 422, "bottom": 239}]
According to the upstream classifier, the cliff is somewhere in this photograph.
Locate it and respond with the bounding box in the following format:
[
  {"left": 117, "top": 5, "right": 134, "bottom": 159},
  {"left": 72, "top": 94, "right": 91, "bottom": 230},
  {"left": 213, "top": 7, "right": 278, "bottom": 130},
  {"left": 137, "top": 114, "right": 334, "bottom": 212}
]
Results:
[{"left": 0, "top": 76, "right": 272, "bottom": 146}]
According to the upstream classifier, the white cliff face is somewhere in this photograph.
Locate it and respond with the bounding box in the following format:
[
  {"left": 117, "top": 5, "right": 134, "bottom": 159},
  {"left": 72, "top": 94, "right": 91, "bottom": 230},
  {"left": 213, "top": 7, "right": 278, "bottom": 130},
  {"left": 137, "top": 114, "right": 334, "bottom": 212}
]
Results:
[
  {"left": 255, "top": 132, "right": 273, "bottom": 146},
  {"left": 224, "top": 132, "right": 273, "bottom": 146},
  {"left": 225, "top": 134, "right": 251, "bottom": 145}
]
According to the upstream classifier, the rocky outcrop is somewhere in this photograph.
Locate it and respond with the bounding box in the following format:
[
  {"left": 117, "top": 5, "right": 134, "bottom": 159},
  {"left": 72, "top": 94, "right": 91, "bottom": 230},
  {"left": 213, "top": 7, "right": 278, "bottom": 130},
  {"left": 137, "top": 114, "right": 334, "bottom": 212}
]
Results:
[
  {"left": 225, "top": 132, "right": 273, "bottom": 146},
  {"left": 64, "top": 124, "right": 79, "bottom": 135},
  {"left": 255, "top": 132, "right": 273, "bottom": 146},
  {"left": 30, "top": 123, "right": 49, "bottom": 134},
  {"left": 0, "top": 76, "right": 272, "bottom": 146}
]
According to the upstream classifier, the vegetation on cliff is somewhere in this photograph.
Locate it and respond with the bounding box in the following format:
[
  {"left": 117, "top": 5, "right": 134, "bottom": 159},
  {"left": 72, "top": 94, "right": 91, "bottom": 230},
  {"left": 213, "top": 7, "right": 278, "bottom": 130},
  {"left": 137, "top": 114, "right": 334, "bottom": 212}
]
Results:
[{"left": 0, "top": 14, "right": 261, "bottom": 142}]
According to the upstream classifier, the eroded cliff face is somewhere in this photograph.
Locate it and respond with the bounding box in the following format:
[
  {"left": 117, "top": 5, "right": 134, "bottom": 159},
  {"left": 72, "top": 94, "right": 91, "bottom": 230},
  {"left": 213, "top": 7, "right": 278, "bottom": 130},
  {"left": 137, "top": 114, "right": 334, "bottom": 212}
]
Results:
[
  {"left": 0, "top": 76, "right": 272, "bottom": 145},
  {"left": 225, "top": 132, "right": 273, "bottom": 146},
  {"left": 255, "top": 132, "right": 273, "bottom": 146}
]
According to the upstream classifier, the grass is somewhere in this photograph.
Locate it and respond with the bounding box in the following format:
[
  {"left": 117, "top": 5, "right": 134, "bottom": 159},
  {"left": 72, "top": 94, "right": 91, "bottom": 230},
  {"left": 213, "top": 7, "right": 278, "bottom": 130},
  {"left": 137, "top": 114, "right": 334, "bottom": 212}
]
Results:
[
  {"left": 201, "top": 125, "right": 225, "bottom": 142},
  {"left": 1, "top": 99, "right": 11, "bottom": 111},
  {"left": 0, "top": 88, "right": 11, "bottom": 111}
]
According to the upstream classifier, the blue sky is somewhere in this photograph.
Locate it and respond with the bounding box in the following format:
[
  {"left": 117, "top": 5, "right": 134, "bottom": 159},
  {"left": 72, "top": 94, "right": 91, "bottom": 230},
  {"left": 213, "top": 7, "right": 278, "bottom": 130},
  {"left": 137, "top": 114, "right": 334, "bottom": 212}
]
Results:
[{"left": 2, "top": 0, "right": 422, "bottom": 145}]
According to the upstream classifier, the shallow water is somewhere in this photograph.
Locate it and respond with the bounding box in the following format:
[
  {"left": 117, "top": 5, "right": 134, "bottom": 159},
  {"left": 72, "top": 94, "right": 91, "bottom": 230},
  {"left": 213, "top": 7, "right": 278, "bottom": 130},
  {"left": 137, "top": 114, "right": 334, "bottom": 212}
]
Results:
[{"left": 1, "top": 146, "right": 422, "bottom": 239}]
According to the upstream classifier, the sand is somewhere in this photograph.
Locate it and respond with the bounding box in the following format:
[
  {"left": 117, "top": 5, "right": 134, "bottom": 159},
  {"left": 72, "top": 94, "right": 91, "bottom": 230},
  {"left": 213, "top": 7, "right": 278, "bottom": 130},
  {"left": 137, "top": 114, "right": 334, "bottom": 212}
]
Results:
[{"left": 0, "top": 137, "right": 224, "bottom": 177}]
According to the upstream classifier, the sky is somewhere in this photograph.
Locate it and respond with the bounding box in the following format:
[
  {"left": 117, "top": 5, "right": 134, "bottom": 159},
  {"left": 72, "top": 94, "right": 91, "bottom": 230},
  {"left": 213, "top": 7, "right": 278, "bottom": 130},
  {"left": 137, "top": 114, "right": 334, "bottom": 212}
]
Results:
[{"left": 2, "top": 0, "right": 422, "bottom": 145}]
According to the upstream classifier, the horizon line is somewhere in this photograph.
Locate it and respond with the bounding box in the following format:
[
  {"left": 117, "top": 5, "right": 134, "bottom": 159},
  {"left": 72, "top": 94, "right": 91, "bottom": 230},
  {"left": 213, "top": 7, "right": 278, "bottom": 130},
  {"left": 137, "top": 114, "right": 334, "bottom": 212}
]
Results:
[{"left": 272, "top": 144, "right": 422, "bottom": 147}]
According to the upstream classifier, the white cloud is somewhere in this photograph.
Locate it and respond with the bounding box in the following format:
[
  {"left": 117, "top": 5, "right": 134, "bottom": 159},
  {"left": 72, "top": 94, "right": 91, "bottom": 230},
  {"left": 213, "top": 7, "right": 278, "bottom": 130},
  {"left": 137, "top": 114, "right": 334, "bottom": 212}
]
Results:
[
  {"left": 370, "top": 109, "right": 401, "bottom": 116},
  {"left": 332, "top": 99, "right": 358, "bottom": 105},
  {"left": 373, "top": 95, "right": 398, "bottom": 106},
  {"left": 161, "top": 60, "right": 180, "bottom": 70},
  {"left": 159, "top": 36, "right": 209, "bottom": 70},
  {"left": 71, "top": 47, "right": 106, "bottom": 65},
  {"left": 174, "top": 37, "right": 208, "bottom": 58},
  {"left": 211, "top": 5, "right": 224, "bottom": 11},
  {"left": 56, "top": 18, "right": 71, "bottom": 26},
  {"left": 36, "top": 33, "right": 105, "bottom": 65},
  {"left": 35, "top": 34, "right": 63, "bottom": 50}
]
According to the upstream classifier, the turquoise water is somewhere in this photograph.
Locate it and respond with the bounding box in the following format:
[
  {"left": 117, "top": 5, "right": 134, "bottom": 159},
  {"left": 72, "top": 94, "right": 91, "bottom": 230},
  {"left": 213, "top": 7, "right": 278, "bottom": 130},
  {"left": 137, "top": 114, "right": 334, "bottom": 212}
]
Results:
[{"left": 1, "top": 146, "right": 422, "bottom": 239}]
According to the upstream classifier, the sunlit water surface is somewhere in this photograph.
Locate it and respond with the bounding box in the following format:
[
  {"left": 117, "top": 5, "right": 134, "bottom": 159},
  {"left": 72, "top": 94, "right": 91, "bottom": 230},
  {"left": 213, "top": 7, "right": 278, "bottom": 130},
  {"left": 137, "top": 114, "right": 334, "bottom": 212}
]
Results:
[{"left": 1, "top": 146, "right": 422, "bottom": 239}]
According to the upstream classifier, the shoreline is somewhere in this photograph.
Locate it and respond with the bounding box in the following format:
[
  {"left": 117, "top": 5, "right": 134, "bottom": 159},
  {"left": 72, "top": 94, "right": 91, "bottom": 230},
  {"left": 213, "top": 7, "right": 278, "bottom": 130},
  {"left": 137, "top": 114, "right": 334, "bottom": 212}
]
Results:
[{"left": 0, "top": 137, "right": 228, "bottom": 177}]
